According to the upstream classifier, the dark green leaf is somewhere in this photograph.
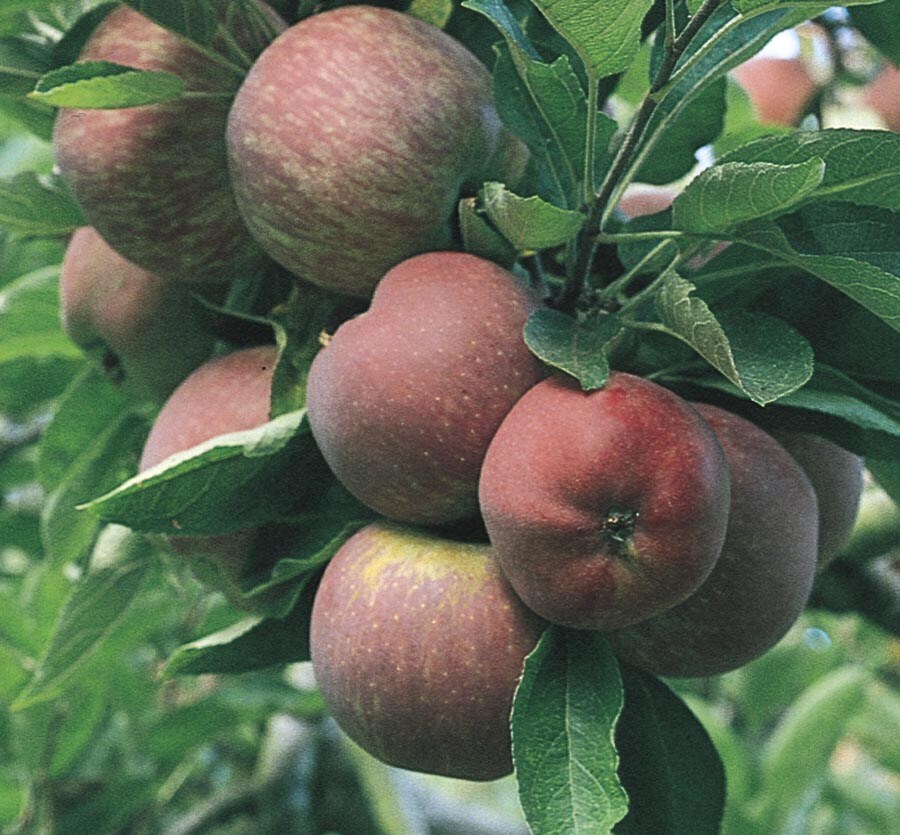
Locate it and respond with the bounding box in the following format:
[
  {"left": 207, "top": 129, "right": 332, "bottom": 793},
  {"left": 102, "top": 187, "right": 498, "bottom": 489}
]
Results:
[
  {"left": 122, "top": 0, "right": 220, "bottom": 47},
  {"left": 0, "top": 35, "right": 50, "bottom": 96},
  {"left": 512, "top": 627, "right": 628, "bottom": 835},
  {"left": 720, "top": 129, "right": 900, "bottom": 212},
  {"left": 31, "top": 61, "right": 185, "bottom": 108},
  {"left": 49, "top": 681, "right": 108, "bottom": 776},
  {"left": 614, "top": 666, "right": 725, "bottom": 835},
  {"left": 851, "top": 0, "right": 900, "bottom": 64},
  {"left": 12, "top": 530, "right": 154, "bottom": 710},
  {"left": 733, "top": 202, "right": 900, "bottom": 332},
  {"left": 0, "top": 355, "right": 82, "bottom": 420},
  {"left": 672, "top": 158, "right": 825, "bottom": 232},
  {"left": 637, "top": 78, "right": 727, "bottom": 186},
  {"left": 0, "top": 173, "right": 84, "bottom": 236},
  {"left": 525, "top": 308, "right": 622, "bottom": 391},
  {"left": 83, "top": 410, "right": 329, "bottom": 536},
  {"left": 482, "top": 181, "right": 585, "bottom": 250},
  {"left": 654, "top": 271, "right": 813, "bottom": 404}
]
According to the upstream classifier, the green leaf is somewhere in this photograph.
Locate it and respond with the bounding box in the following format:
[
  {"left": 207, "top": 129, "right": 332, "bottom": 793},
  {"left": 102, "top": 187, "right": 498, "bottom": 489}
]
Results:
[
  {"left": 41, "top": 412, "right": 150, "bottom": 567},
  {"left": 654, "top": 271, "right": 813, "bottom": 404},
  {"left": 165, "top": 576, "right": 319, "bottom": 675},
  {"left": 458, "top": 195, "right": 518, "bottom": 267},
  {"left": 720, "top": 129, "right": 900, "bottom": 212},
  {"left": 83, "top": 410, "right": 327, "bottom": 536},
  {"left": 0, "top": 265, "right": 82, "bottom": 364},
  {"left": 406, "top": 0, "right": 454, "bottom": 28},
  {"left": 30, "top": 61, "right": 185, "bottom": 108},
  {"left": 733, "top": 203, "right": 900, "bottom": 332},
  {"left": 49, "top": 681, "right": 108, "bottom": 776},
  {"left": 525, "top": 308, "right": 622, "bottom": 391},
  {"left": 0, "top": 173, "right": 84, "bottom": 236},
  {"left": 12, "top": 530, "right": 154, "bottom": 710},
  {"left": 673, "top": 159, "right": 826, "bottom": 233},
  {"left": 37, "top": 367, "right": 132, "bottom": 493},
  {"left": 531, "top": 0, "right": 655, "bottom": 79},
  {"left": 512, "top": 627, "right": 628, "bottom": 835},
  {"left": 0, "top": 355, "right": 82, "bottom": 420},
  {"left": 614, "top": 666, "right": 725, "bottom": 835},
  {"left": 758, "top": 665, "right": 870, "bottom": 832},
  {"left": 122, "top": 0, "right": 220, "bottom": 47},
  {"left": 482, "top": 181, "right": 585, "bottom": 250},
  {"left": 851, "top": 0, "right": 900, "bottom": 65}
]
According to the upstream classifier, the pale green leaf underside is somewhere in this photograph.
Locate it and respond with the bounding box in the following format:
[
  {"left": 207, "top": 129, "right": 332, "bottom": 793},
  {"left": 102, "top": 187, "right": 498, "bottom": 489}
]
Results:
[{"left": 483, "top": 181, "right": 585, "bottom": 250}]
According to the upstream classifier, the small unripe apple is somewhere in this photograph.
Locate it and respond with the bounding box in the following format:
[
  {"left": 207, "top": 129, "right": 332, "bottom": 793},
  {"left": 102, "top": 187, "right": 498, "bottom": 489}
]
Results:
[
  {"left": 60, "top": 227, "right": 214, "bottom": 400},
  {"left": 306, "top": 252, "right": 544, "bottom": 525},
  {"left": 140, "top": 345, "right": 277, "bottom": 600},
  {"left": 310, "top": 522, "right": 545, "bottom": 781},
  {"left": 608, "top": 404, "right": 819, "bottom": 678},
  {"left": 773, "top": 431, "right": 864, "bottom": 569},
  {"left": 54, "top": 5, "right": 284, "bottom": 282},
  {"left": 731, "top": 57, "right": 817, "bottom": 126},
  {"left": 227, "top": 5, "right": 526, "bottom": 297},
  {"left": 479, "top": 373, "right": 731, "bottom": 631},
  {"left": 864, "top": 63, "right": 900, "bottom": 132}
]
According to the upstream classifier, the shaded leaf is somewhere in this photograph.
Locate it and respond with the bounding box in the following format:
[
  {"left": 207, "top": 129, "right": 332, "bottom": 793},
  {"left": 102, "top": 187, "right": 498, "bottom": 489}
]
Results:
[
  {"left": 458, "top": 195, "right": 518, "bottom": 267},
  {"left": 0, "top": 173, "right": 84, "bottom": 236}
]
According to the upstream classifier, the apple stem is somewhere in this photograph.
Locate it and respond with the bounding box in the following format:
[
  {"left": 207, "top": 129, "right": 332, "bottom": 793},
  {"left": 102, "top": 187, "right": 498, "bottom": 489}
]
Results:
[{"left": 602, "top": 509, "right": 640, "bottom": 558}]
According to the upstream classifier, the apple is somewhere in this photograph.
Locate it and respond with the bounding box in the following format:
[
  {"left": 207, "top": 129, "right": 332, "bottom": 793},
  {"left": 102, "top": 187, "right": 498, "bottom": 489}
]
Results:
[
  {"left": 773, "top": 431, "right": 864, "bottom": 569},
  {"left": 226, "top": 4, "right": 527, "bottom": 297},
  {"left": 478, "top": 373, "right": 731, "bottom": 631},
  {"left": 53, "top": 4, "right": 285, "bottom": 282},
  {"left": 60, "top": 227, "right": 215, "bottom": 400},
  {"left": 618, "top": 184, "right": 681, "bottom": 219},
  {"left": 306, "top": 251, "right": 544, "bottom": 526},
  {"left": 140, "top": 345, "right": 278, "bottom": 600},
  {"left": 731, "top": 56, "right": 818, "bottom": 126},
  {"left": 309, "top": 521, "right": 545, "bottom": 781},
  {"left": 607, "top": 404, "right": 819, "bottom": 678},
  {"left": 864, "top": 63, "right": 900, "bottom": 132}
]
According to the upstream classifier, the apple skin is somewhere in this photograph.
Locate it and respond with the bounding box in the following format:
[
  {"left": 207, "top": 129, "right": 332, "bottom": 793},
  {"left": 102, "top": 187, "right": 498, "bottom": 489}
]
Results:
[
  {"left": 306, "top": 252, "right": 544, "bottom": 526},
  {"left": 773, "top": 431, "right": 863, "bottom": 569},
  {"left": 607, "top": 404, "right": 819, "bottom": 678},
  {"left": 618, "top": 184, "right": 681, "bottom": 219},
  {"left": 309, "top": 521, "right": 545, "bottom": 781},
  {"left": 478, "top": 373, "right": 731, "bottom": 631},
  {"left": 731, "top": 57, "right": 817, "bottom": 126},
  {"left": 864, "top": 63, "right": 900, "bottom": 132},
  {"left": 60, "top": 227, "right": 214, "bottom": 400},
  {"left": 53, "top": 5, "right": 284, "bottom": 282},
  {"left": 226, "top": 5, "right": 526, "bottom": 297},
  {"left": 140, "top": 345, "right": 277, "bottom": 601}
]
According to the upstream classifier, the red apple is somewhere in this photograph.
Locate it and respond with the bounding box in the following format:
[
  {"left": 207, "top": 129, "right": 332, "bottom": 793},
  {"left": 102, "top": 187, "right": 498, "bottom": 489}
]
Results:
[
  {"left": 478, "top": 373, "right": 731, "bottom": 631},
  {"left": 226, "top": 5, "right": 527, "bottom": 297},
  {"left": 864, "top": 63, "right": 900, "bottom": 133},
  {"left": 53, "top": 4, "right": 285, "bottom": 282},
  {"left": 140, "top": 345, "right": 277, "bottom": 602},
  {"left": 731, "top": 57, "right": 818, "bottom": 126},
  {"left": 60, "top": 227, "right": 214, "bottom": 400},
  {"left": 773, "top": 431, "right": 863, "bottom": 569},
  {"left": 306, "top": 252, "right": 544, "bottom": 526},
  {"left": 310, "top": 521, "right": 545, "bottom": 781},
  {"left": 608, "top": 404, "right": 819, "bottom": 678}
]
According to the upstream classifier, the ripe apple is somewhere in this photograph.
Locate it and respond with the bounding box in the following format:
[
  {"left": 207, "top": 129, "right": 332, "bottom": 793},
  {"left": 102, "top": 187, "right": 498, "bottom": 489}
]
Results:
[
  {"left": 864, "top": 63, "right": 900, "bottom": 132},
  {"left": 53, "top": 4, "right": 285, "bottom": 282},
  {"left": 60, "top": 227, "right": 215, "bottom": 400},
  {"left": 309, "top": 521, "right": 545, "bottom": 781},
  {"left": 478, "top": 373, "right": 731, "bottom": 631},
  {"left": 306, "top": 251, "right": 544, "bottom": 526},
  {"left": 773, "top": 431, "right": 863, "bottom": 569},
  {"left": 618, "top": 184, "right": 680, "bottom": 219},
  {"left": 607, "top": 404, "right": 819, "bottom": 678},
  {"left": 226, "top": 4, "right": 527, "bottom": 297},
  {"left": 731, "top": 57, "right": 818, "bottom": 126},
  {"left": 140, "top": 345, "right": 277, "bottom": 600}
]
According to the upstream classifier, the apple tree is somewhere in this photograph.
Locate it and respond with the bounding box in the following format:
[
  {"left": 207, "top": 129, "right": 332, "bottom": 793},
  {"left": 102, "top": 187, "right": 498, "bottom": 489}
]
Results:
[{"left": 1, "top": 0, "right": 899, "bottom": 832}]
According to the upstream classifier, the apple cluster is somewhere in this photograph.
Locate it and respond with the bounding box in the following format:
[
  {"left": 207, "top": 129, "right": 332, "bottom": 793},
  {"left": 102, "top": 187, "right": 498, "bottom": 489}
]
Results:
[{"left": 52, "top": 4, "right": 866, "bottom": 784}]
